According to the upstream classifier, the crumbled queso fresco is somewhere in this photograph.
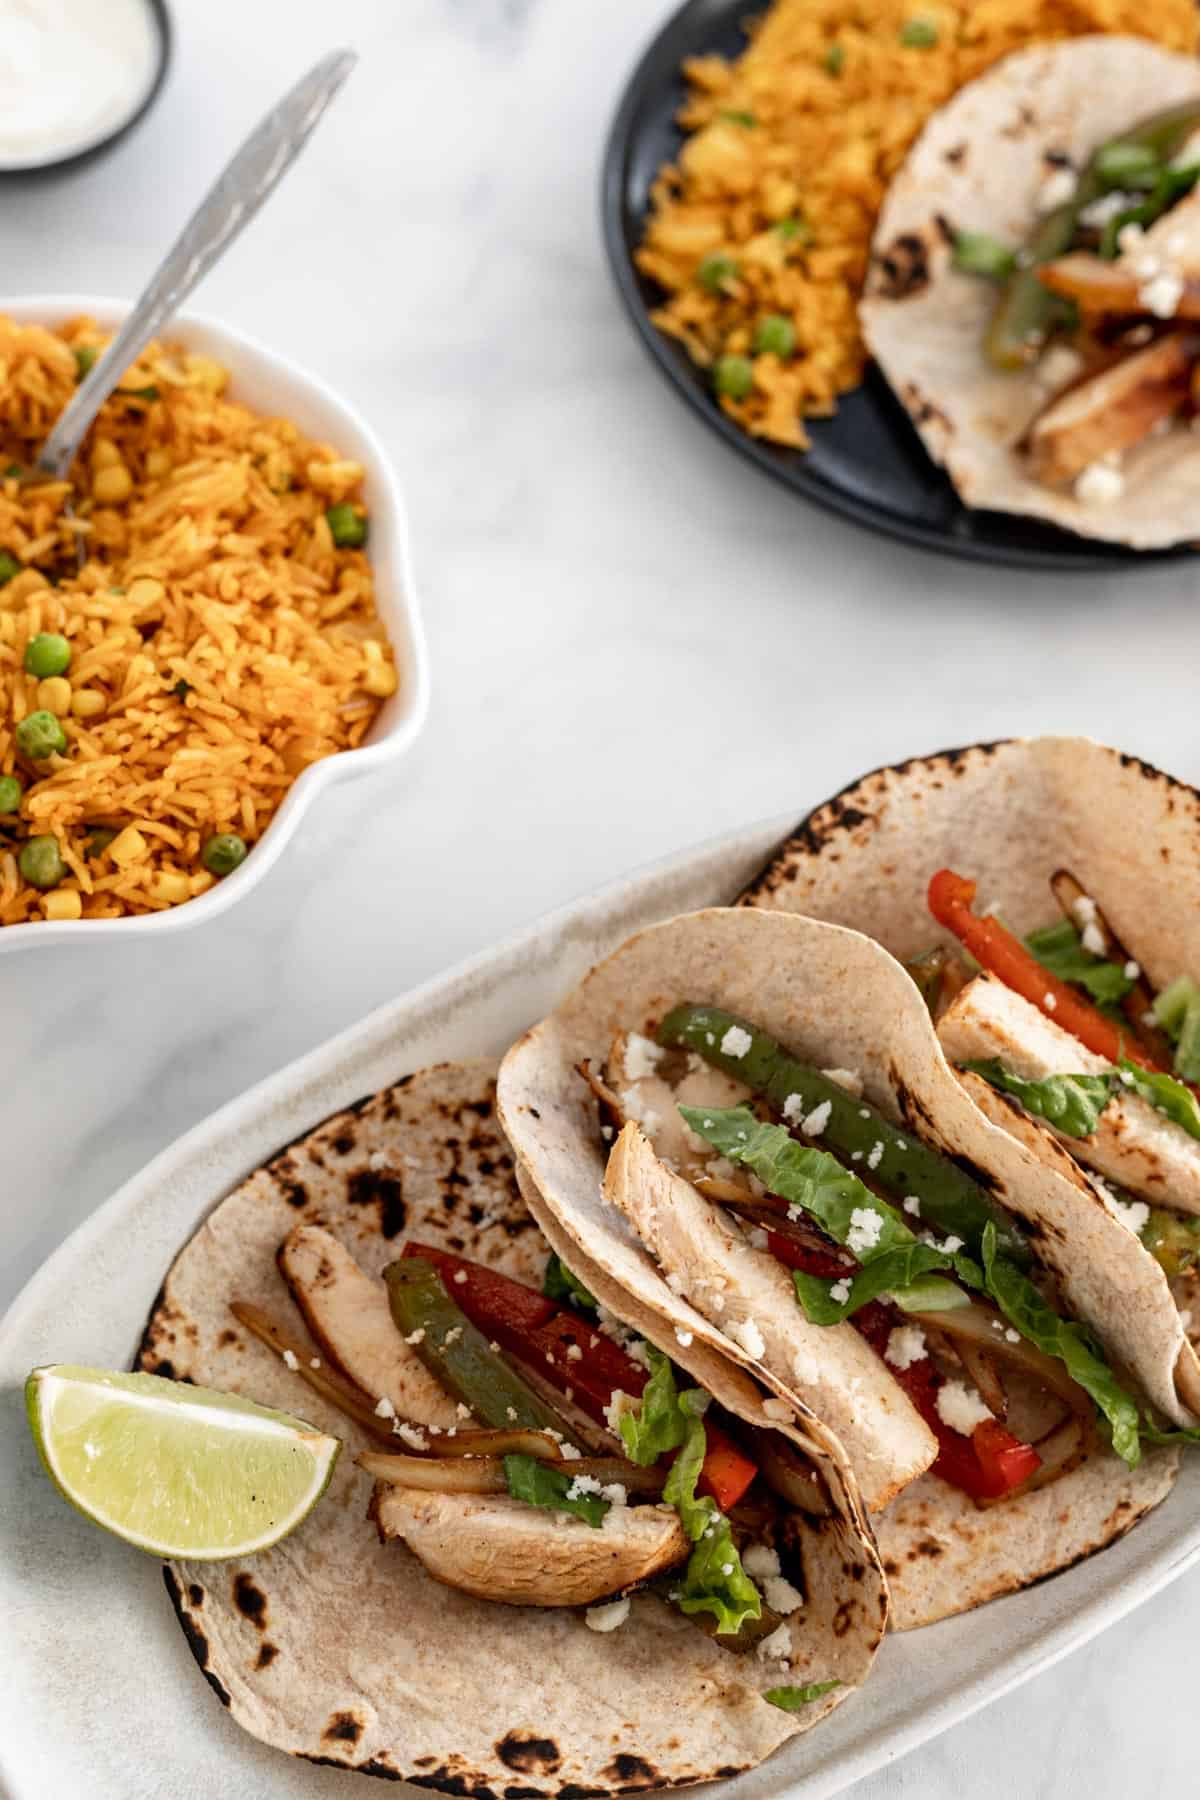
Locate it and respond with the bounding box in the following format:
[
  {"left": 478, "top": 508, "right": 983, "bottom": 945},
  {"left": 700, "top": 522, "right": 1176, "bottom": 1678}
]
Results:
[
  {"left": 935, "top": 1379, "right": 992, "bottom": 1436},
  {"left": 623, "top": 1032, "right": 663, "bottom": 1080},
  {"left": 730, "top": 1316, "right": 766, "bottom": 1360},
  {"left": 846, "top": 1206, "right": 884, "bottom": 1257},
  {"left": 720, "top": 1025, "right": 753, "bottom": 1059},
  {"left": 885, "top": 1324, "right": 927, "bottom": 1370},
  {"left": 1074, "top": 460, "right": 1126, "bottom": 507}
]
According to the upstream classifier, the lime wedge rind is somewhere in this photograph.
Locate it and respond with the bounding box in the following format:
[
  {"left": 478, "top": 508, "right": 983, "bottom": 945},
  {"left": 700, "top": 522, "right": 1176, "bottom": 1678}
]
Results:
[{"left": 26, "top": 1364, "right": 340, "bottom": 1561}]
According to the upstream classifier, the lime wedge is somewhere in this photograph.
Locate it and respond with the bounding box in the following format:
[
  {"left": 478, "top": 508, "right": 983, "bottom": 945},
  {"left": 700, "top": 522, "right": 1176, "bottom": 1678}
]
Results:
[{"left": 26, "top": 1364, "right": 340, "bottom": 1559}]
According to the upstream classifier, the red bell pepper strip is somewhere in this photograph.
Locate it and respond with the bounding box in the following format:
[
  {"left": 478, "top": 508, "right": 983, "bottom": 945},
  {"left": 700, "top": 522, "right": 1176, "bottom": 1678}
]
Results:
[
  {"left": 767, "top": 1229, "right": 853, "bottom": 1280},
  {"left": 856, "top": 1294, "right": 1041, "bottom": 1501},
  {"left": 928, "top": 868, "right": 1169, "bottom": 1075},
  {"left": 400, "top": 1240, "right": 757, "bottom": 1511},
  {"left": 776, "top": 1248, "right": 1042, "bottom": 1502}
]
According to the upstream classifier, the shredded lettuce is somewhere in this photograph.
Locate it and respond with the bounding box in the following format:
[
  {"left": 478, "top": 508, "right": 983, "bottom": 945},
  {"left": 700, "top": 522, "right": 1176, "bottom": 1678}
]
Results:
[
  {"left": 618, "top": 1346, "right": 705, "bottom": 1465},
  {"left": 980, "top": 1225, "right": 1142, "bottom": 1467},
  {"left": 764, "top": 1681, "right": 841, "bottom": 1711},
  {"left": 542, "top": 1252, "right": 597, "bottom": 1314},
  {"left": 792, "top": 1244, "right": 957, "bottom": 1324},
  {"left": 679, "top": 1106, "right": 916, "bottom": 1256},
  {"left": 503, "top": 1453, "right": 608, "bottom": 1527},
  {"left": 1117, "top": 1059, "right": 1200, "bottom": 1144},
  {"left": 617, "top": 1352, "right": 761, "bottom": 1634},
  {"left": 683, "top": 1108, "right": 983, "bottom": 1322},
  {"left": 962, "top": 1061, "right": 1114, "bottom": 1137},
  {"left": 1025, "top": 919, "right": 1134, "bottom": 1010}
]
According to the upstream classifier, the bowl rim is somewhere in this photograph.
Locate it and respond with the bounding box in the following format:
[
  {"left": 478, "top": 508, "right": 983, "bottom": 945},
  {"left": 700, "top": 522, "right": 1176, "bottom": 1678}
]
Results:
[
  {"left": 0, "top": 0, "right": 173, "bottom": 176},
  {"left": 0, "top": 292, "right": 430, "bottom": 950}
]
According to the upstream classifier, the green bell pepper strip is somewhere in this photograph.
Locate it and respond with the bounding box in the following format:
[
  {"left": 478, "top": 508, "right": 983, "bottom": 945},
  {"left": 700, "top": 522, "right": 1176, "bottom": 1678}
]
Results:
[
  {"left": 984, "top": 98, "right": 1200, "bottom": 369},
  {"left": 383, "top": 1258, "right": 569, "bottom": 1434},
  {"left": 658, "top": 1003, "right": 1028, "bottom": 1264}
]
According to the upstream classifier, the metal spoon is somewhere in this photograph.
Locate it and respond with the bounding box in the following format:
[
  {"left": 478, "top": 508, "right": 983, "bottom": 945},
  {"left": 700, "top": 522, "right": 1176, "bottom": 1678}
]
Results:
[{"left": 36, "top": 47, "right": 356, "bottom": 497}]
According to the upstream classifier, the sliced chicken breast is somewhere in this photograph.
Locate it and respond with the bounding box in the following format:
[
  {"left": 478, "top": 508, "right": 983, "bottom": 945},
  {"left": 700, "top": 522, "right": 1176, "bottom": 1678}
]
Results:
[
  {"left": 278, "top": 1224, "right": 461, "bottom": 1429},
  {"left": 937, "top": 975, "right": 1200, "bottom": 1214},
  {"left": 373, "top": 1486, "right": 688, "bottom": 1607},
  {"left": 604, "top": 1124, "right": 937, "bottom": 1512}
]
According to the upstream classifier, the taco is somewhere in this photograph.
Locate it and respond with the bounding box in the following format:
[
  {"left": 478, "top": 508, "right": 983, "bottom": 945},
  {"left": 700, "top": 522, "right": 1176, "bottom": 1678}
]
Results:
[
  {"left": 740, "top": 733, "right": 1200, "bottom": 1418},
  {"left": 861, "top": 37, "right": 1200, "bottom": 547},
  {"left": 497, "top": 907, "right": 1183, "bottom": 1631},
  {"left": 138, "top": 1059, "right": 886, "bottom": 1789}
]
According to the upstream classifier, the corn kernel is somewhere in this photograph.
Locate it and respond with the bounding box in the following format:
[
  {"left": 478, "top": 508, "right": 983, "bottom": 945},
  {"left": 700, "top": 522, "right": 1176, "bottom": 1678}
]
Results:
[
  {"left": 362, "top": 660, "right": 398, "bottom": 698},
  {"left": 37, "top": 676, "right": 72, "bottom": 716},
  {"left": 148, "top": 869, "right": 191, "bottom": 906},
  {"left": 93, "top": 464, "right": 133, "bottom": 504},
  {"left": 127, "top": 576, "right": 165, "bottom": 608},
  {"left": 43, "top": 888, "right": 82, "bottom": 921},
  {"left": 187, "top": 354, "right": 228, "bottom": 394},
  {"left": 144, "top": 448, "right": 172, "bottom": 479},
  {"left": 4, "top": 568, "right": 47, "bottom": 604},
  {"left": 71, "top": 688, "right": 106, "bottom": 718},
  {"left": 108, "top": 825, "right": 148, "bottom": 868},
  {"left": 91, "top": 438, "right": 121, "bottom": 470}
]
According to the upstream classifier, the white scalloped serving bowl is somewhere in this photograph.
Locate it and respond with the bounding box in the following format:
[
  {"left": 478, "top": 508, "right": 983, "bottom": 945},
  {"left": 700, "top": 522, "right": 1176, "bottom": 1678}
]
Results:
[{"left": 0, "top": 294, "right": 429, "bottom": 952}]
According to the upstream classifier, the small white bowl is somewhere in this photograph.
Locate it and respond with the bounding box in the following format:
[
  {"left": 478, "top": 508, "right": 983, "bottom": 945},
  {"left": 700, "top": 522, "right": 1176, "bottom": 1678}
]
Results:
[{"left": 0, "top": 294, "right": 430, "bottom": 952}]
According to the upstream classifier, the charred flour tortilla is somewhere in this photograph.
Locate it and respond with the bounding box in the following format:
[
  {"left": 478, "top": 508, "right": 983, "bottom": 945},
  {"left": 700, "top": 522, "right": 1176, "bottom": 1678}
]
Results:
[
  {"left": 861, "top": 38, "right": 1200, "bottom": 548},
  {"left": 739, "top": 734, "right": 1200, "bottom": 1427},
  {"left": 139, "top": 1061, "right": 885, "bottom": 1790},
  {"left": 498, "top": 910, "right": 1178, "bottom": 1632}
]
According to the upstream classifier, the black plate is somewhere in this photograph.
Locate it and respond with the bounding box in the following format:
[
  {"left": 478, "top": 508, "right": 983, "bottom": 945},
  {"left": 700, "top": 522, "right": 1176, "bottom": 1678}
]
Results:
[{"left": 602, "top": 0, "right": 1179, "bottom": 569}]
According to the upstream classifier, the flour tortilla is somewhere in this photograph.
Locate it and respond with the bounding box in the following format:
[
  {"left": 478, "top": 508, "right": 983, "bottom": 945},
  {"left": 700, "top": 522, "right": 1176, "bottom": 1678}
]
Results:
[
  {"left": 497, "top": 909, "right": 1178, "bottom": 1631},
  {"left": 861, "top": 37, "right": 1200, "bottom": 548},
  {"left": 739, "top": 733, "right": 1200, "bottom": 1427},
  {"left": 139, "top": 1060, "right": 886, "bottom": 1790}
]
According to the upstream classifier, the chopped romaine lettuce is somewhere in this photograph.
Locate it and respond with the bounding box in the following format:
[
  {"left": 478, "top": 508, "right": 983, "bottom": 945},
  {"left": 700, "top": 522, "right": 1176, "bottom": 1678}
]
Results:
[
  {"left": 1117, "top": 1059, "right": 1200, "bottom": 1144},
  {"left": 764, "top": 1681, "right": 841, "bottom": 1711},
  {"left": 1151, "top": 976, "right": 1200, "bottom": 1085},
  {"left": 618, "top": 1346, "right": 705, "bottom": 1465},
  {"left": 1025, "top": 919, "right": 1134, "bottom": 1010},
  {"left": 542, "top": 1252, "right": 598, "bottom": 1313},
  {"left": 792, "top": 1244, "right": 959, "bottom": 1324},
  {"left": 503, "top": 1453, "right": 608, "bottom": 1527},
  {"left": 962, "top": 1060, "right": 1114, "bottom": 1137},
  {"left": 980, "top": 1225, "right": 1141, "bottom": 1467},
  {"left": 679, "top": 1107, "right": 916, "bottom": 1257}
]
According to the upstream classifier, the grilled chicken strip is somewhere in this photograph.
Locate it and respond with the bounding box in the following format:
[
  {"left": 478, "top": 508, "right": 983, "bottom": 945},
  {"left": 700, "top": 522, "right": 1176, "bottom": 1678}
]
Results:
[
  {"left": 371, "top": 1487, "right": 689, "bottom": 1607},
  {"left": 278, "top": 1224, "right": 462, "bottom": 1429},
  {"left": 1026, "top": 332, "right": 1197, "bottom": 487},
  {"left": 938, "top": 975, "right": 1200, "bottom": 1215},
  {"left": 603, "top": 1122, "right": 938, "bottom": 1512}
]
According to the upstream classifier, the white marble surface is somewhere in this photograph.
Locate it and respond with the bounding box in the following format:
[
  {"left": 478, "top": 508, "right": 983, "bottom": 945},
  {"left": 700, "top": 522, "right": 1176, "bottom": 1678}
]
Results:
[{"left": 1, "top": 0, "right": 1198, "bottom": 1793}]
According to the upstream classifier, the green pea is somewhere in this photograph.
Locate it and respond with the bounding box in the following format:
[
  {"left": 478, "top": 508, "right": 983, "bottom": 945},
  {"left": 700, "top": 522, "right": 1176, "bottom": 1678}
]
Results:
[
  {"left": 825, "top": 44, "right": 845, "bottom": 75},
  {"left": 85, "top": 827, "right": 117, "bottom": 858},
  {"left": 4, "top": 463, "right": 22, "bottom": 479},
  {"left": 697, "top": 252, "right": 739, "bottom": 294},
  {"left": 201, "top": 832, "right": 248, "bottom": 877},
  {"left": 0, "top": 773, "right": 22, "bottom": 813},
  {"left": 899, "top": 18, "right": 938, "bottom": 46},
  {"left": 774, "top": 216, "right": 813, "bottom": 247},
  {"left": 714, "top": 355, "right": 754, "bottom": 401},
  {"left": 753, "top": 314, "right": 797, "bottom": 358},
  {"left": 16, "top": 710, "right": 67, "bottom": 760},
  {"left": 19, "top": 835, "right": 64, "bottom": 890},
  {"left": 326, "top": 503, "right": 367, "bottom": 548},
  {"left": 0, "top": 550, "right": 21, "bottom": 586},
  {"left": 23, "top": 632, "right": 71, "bottom": 678},
  {"left": 74, "top": 346, "right": 98, "bottom": 379},
  {"left": 719, "top": 109, "right": 756, "bottom": 127}
]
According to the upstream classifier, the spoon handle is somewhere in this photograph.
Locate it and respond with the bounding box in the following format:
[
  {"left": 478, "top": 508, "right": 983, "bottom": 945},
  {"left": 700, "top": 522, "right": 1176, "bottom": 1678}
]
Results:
[{"left": 38, "top": 48, "right": 357, "bottom": 480}]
